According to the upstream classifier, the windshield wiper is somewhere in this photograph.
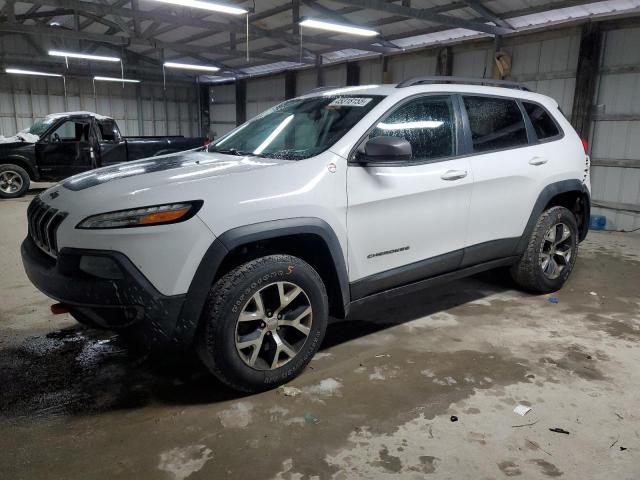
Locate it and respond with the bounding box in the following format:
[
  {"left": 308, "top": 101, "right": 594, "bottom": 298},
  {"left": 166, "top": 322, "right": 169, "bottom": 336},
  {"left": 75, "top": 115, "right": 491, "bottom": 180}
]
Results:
[{"left": 209, "top": 147, "right": 252, "bottom": 156}]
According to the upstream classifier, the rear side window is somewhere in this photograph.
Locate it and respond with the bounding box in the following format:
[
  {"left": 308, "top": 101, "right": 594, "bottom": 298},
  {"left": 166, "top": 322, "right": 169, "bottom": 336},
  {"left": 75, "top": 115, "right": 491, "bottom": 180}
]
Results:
[
  {"left": 369, "top": 95, "right": 456, "bottom": 161},
  {"left": 523, "top": 102, "right": 560, "bottom": 140},
  {"left": 98, "top": 120, "right": 121, "bottom": 143},
  {"left": 463, "top": 96, "right": 528, "bottom": 153}
]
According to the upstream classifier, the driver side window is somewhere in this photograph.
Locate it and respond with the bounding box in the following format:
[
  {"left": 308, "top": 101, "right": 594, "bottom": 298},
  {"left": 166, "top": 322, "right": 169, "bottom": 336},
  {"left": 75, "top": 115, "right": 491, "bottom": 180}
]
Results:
[
  {"left": 369, "top": 95, "right": 456, "bottom": 162},
  {"left": 49, "top": 120, "right": 88, "bottom": 142}
]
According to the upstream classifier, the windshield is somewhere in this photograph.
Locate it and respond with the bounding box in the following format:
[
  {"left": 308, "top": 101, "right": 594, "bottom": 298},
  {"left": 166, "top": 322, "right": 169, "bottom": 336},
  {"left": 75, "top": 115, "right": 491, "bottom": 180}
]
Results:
[
  {"left": 29, "top": 117, "right": 57, "bottom": 136},
  {"left": 209, "top": 95, "right": 384, "bottom": 160}
]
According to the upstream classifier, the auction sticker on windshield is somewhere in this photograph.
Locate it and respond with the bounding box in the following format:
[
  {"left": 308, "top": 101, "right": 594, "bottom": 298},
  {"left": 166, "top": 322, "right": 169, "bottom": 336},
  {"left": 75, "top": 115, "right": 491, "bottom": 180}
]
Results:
[{"left": 328, "top": 97, "right": 373, "bottom": 107}]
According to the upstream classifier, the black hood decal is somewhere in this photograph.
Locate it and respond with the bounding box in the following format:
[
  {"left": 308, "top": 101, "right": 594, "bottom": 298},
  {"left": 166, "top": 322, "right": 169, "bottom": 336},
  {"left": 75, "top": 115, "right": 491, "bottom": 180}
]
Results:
[{"left": 62, "top": 150, "right": 213, "bottom": 191}]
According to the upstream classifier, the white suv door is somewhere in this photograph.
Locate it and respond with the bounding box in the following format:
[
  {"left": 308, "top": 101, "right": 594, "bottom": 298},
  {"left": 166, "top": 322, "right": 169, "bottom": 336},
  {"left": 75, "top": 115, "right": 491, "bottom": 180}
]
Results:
[
  {"left": 347, "top": 94, "right": 473, "bottom": 298},
  {"left": 460, "top": 95, "right": 559, "bottom": 265}
]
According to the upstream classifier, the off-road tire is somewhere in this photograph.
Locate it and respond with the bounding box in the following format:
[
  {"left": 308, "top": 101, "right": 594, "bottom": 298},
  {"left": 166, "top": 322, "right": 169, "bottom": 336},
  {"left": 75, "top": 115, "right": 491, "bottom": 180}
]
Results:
[
  {"left": 196, "top": 254, "right": 328, "bottom": 392},
  {"left": 511, "top": 206, "right": 579, "bottom": 293},
  {"left": 0, "top": 164, "right": 30, "bottom": 199}
]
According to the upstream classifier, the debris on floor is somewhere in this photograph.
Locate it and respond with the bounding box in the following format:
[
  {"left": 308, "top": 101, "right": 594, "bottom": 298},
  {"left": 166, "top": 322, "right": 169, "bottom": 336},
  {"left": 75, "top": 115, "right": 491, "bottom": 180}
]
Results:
[
  {"left": 513, "top": 404, "right": 532, "bottom": 416},
  {"left": 548, "top": 297, "right": 559, "bottom": 304},
  {"left": 304, "top": 413, "right": 320, "bottom": 425},
  {"left": 512, "top": 420, "right": 539, "bottom": 428},
  {"left": 589, "top": 291, "right": 598, "bottom": 296},
  {"left": 450, "top": 416, "right": 459, "bottom": 422},
  {"left": 549, "top": 427, "right": 570, "bottom": 435},
  {"left": 280, "top": 386, "right": 302, "bottom": 397}
]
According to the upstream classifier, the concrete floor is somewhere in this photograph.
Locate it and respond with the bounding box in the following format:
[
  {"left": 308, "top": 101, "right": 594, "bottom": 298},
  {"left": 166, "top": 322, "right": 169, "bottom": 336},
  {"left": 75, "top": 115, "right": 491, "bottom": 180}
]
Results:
[{"left": 1, "top": 190, "right": 639, "bottom": 480}]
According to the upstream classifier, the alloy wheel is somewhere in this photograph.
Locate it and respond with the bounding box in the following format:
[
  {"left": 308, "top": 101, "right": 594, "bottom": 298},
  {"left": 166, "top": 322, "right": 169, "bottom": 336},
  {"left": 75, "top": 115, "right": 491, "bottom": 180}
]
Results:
[
  {"left": 540, "top": 222, "right": 573, "bottom": 280},
  {"left": 0, "top": 171, "right": 23, "bottom": 194},
  {"left": 235, "top": 281, "right": 313, "bottom": 370}
]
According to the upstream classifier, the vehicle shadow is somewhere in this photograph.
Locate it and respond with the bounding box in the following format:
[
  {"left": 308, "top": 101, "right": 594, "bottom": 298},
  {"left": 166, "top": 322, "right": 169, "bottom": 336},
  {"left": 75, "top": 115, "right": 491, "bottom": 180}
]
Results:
[{"left": 0, "top": 269, "right": 514, "bottom": 418}]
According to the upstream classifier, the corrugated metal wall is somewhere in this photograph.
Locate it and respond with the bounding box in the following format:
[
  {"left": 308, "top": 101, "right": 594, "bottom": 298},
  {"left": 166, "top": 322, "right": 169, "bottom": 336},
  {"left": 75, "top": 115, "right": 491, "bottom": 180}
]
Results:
[
  {"left": 504, "top": 30, "right": 580, "bottom": 116},
  {"left": 0, "top": 74, "right": 199, "bottom": 138},
  {"left": 388, "top": 50, "right": 438, "bottom": 81},
  {"left": 590, "top": 26, "right": 640, "bottom": 230},
  {"left": 209, "top": 83, "right": 236, "bottom": 139},
  {"left": 247, "top": 74, "right": 286, "bottom": 119}
]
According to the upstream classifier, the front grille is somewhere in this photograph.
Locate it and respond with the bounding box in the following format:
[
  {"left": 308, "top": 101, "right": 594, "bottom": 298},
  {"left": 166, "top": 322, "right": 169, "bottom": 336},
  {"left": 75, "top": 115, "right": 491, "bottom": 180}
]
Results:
[{"left": 27, "top": 197, "right": 67, "bottom": 259}]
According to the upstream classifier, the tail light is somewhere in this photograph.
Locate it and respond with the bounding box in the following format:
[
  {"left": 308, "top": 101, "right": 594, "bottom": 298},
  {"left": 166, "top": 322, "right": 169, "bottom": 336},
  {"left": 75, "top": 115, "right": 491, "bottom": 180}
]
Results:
[
  {"left": 581, "top": 139, "right": 589, "bottom": 154},
  {"left": 203, "top": 138, "right": 211, "bottom": 146}
]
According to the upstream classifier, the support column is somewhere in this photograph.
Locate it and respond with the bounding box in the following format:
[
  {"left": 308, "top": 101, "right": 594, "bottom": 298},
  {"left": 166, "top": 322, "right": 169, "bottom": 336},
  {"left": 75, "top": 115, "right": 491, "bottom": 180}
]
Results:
[
  {"left": 235, "top": 78, "right": 247, "bottom": 126},
  {"left": 382, "top": 56, "right": 392, "bottom": 83},
  {"left": 199, "top": 83, "right": 210, "bottom": 138},
  {"left": 571, "top": 23, "right": 604, "bottom": 140},
  {"left": 316, "top": 55, "right": 324, "bottom": 87},
  {"left": 436, "top": 47, "right": 452, "bottom": 76},
  {"left": 346, "top": 61, "right": 360, "bottom": 86},
  {"left": 285, "top": 70, "right": 297, "bottom": 99},
  {"left": 135, "top": 83, "right": 144, "bottom": 135}
]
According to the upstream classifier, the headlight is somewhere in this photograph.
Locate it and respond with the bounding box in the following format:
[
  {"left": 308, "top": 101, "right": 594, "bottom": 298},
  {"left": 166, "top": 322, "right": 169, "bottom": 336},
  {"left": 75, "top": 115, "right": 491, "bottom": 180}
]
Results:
[{"left": 76, "top": 201, "right": 203, "bottom": 229}]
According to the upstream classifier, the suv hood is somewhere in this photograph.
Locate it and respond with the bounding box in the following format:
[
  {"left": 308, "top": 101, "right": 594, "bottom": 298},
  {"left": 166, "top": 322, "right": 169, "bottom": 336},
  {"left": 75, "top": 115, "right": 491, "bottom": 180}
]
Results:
[{"left": 62, "top": 150, "right": 287, "bottom": 191}]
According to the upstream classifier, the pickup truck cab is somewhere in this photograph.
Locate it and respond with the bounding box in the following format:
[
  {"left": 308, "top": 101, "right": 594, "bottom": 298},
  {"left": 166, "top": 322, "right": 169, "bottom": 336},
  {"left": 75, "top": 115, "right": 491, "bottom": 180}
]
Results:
[
  {"left": 22, "top": 78, "right": 591, "bottom": 392},
  {"left": 0, "top": 111, "right": 204, "bottom": 198}
]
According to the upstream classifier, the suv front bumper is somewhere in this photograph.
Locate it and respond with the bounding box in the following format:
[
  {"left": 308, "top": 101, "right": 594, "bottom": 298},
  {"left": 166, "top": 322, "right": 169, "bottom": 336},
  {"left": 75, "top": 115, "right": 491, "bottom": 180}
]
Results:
[{"left": 21, "top": 235, "right": 187, "bottom": 349}]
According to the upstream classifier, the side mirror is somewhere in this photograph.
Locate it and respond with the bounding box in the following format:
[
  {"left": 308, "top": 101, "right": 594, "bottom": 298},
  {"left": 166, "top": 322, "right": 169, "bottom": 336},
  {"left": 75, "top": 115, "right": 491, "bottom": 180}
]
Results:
[{"left": 358, "top": 136, "right": 412, "bottom": 164}]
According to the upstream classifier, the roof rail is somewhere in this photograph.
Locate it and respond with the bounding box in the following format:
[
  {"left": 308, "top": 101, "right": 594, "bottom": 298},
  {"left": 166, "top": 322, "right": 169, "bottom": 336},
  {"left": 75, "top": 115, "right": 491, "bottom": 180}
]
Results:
[
  {"left": 308, "top": 85, "right": 342, "bottom": 93},
  {"left": 396, "top": 76, "right": 531, "bottom": 91}
]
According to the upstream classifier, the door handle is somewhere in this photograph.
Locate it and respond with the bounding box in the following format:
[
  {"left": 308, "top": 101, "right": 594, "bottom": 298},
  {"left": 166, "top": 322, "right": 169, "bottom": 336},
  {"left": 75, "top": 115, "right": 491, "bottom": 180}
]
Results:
[
  {"left": 441, "top": 170, "right": 468, "bottom": 181},
  {"left": 529, "top": 156, "right": 548, "bottom": 166}
]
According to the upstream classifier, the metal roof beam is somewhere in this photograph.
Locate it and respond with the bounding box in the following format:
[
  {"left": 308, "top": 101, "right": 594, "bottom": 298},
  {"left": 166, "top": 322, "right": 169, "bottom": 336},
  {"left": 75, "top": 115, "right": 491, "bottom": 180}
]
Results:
[
  {"left": 0, "top": 22, "right": 243, "bottom": 73},
  {"left": 460, "top": 0, "right": 512, "bottom": 30},
  {"left": 330, "top": 0, "right": 513, "bottom": 36}
]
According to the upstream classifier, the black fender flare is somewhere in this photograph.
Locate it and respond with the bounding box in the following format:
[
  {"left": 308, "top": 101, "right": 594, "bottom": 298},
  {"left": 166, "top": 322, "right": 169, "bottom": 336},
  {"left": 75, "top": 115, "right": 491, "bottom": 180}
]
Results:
[
  {"left": 516, "top": 179, "right": 591, "bottom": 254},
  {"left": 171, "top": 217, "right": 349, "bottom": 348},
  {"left": 1, "top": 154, "right": 38, "bottom": 180}
]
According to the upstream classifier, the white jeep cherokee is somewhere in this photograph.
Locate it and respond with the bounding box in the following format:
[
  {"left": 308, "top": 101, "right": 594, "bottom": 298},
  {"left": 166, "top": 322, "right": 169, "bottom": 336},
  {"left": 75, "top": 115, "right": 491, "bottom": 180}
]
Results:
[{"left": 22, "top": 77, "right": 591, "bottom": 392}]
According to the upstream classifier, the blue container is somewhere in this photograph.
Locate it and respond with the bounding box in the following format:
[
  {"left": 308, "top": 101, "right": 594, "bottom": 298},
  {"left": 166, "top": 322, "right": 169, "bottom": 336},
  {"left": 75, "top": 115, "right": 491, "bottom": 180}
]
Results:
[{"left": 589, "top": 214, "right": 607, "bottom": 230}]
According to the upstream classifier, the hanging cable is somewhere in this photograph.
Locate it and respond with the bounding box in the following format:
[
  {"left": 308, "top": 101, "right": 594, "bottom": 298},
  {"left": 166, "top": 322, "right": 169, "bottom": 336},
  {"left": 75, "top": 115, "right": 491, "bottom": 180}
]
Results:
[
  {"left": 246, "top": 12, "right": 249, "bottom": 62},
  {"left": 163, "top": 64, "right": 166, "bottom": 90},
  {"left": 120, "top": 59, "right": 125, "bottom": 88}
]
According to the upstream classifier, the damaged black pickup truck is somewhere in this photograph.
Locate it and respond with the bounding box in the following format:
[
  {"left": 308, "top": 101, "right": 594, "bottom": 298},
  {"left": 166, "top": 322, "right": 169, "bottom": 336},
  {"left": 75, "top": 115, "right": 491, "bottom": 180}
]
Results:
[{"left": 0, "top": 111, "right": 205, "bottom": 198}]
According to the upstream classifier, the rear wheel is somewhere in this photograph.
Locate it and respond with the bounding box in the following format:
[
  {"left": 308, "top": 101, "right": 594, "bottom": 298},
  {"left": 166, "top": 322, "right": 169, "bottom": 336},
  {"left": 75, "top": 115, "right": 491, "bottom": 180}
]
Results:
[
  {"left": 197, "top": 254, "right": 328, "bottom": 392},
  {"left": 511, "top": 206, "right": 578, "bottom": 293},
  {"left": 0, "top": 164, "right": 30, "bottom": 199}
]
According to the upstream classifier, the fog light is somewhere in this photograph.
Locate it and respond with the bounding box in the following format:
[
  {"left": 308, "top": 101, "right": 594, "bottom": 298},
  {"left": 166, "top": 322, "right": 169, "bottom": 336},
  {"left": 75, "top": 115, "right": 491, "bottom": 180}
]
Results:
[{"left": 79, "top": 255, "right": 123, "bottom": 280}]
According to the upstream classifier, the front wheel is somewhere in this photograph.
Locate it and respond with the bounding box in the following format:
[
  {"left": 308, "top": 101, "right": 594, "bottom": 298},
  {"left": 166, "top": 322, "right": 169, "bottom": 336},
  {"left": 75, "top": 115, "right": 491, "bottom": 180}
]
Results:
[
  {"left": 197, "top": 254, "right": 328, "bottom": 392},
  {"left": 0, "top": 164, "right": 30, "bottom": 199},
  {"left": 511, "top": 206, "right": 579, "bottom": 293}
]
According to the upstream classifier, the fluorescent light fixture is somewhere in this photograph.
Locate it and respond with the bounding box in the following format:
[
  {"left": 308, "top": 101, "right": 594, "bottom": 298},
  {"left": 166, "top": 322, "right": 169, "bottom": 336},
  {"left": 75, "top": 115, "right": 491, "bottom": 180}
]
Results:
[
  {"left": 5, "top": 68, "right": 62, "bottom": 77},
  {"left": 49, "top": 50, "right": 120, "bottom": 62},
  {"left": 164, "top": 62, "right": 220, "bottom": 73},
  {"left": 377, "top": 120, "right": 444, "bottom": 130},
  {"left": 299, "top": 18, "right": 378, "bottom": 37},
  {"left": 148, "top": 0, "right": 247, "bottom": 14},
  {"left": 254, "top": 114, "right": 294, "bottom": 154},
  {"left": 94, "top": 76, "right": 140, "bottom": 83}
]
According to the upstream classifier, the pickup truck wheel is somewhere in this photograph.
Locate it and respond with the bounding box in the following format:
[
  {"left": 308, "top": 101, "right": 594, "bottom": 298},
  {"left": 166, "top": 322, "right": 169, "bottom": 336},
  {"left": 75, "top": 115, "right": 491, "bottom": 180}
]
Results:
[
  {"left": 197, "top": 254, "right": 328, "bottom": 392},
  {"left": 0, "top": 164, "right": 30, "bottom": 199},
  {"left": 510, "top": 206, "right": 578, "bottom": 294}
]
